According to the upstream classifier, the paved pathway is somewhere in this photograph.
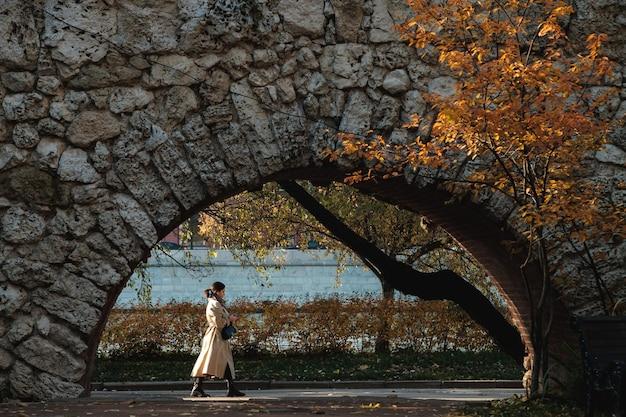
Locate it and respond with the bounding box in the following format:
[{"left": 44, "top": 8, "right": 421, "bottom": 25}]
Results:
[
  {"left": 0, "top": 388, "right": 524, "bottom": 417},
  {"left": 94, "top": 387, "right": 523, "bottom": 401}
]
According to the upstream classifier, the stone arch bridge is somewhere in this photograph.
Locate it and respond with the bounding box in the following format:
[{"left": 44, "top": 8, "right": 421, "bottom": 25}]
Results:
[{"left": 0, "top": 0, "right": 624, "bottom": 400}]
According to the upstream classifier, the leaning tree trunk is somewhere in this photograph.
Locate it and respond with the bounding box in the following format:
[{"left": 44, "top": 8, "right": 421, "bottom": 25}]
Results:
[{"left": 278, "top": 180, "right": 525, "bottom": 364}]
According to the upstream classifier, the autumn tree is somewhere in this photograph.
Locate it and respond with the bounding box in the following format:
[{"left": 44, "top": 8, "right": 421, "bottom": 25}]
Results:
[
  {"left": 327, "top": 0, "right": 623, "bottom": 397},
  {"left": 199, "top": 180, "right": 524, "bottom": 359}
]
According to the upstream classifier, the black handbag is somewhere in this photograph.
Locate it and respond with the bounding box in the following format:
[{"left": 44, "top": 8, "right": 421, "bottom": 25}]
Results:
[{"left": 221, "top": 324, "right": 237, "bottom": 340}]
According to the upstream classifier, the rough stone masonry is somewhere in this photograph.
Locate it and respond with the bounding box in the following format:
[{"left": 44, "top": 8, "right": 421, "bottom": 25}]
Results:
[{"left": 0, "top": 0, "right": 624, "bottom": 401}]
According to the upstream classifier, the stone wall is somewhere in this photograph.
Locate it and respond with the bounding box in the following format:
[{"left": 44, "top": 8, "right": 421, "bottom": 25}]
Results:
[{"left": 0, "top": 0, "right": 624, "bottom": 400}]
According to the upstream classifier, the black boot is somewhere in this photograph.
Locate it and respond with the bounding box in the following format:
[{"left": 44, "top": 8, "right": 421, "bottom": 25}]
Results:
[
  {"left": 190, "top": 377, "right": 209, "bottom": 397},
  {"left": 224, "top": 366, "right": 246, "bottom": 397},
  {"left": 226, "top": 379, "right": 246, "bottom": 397}
]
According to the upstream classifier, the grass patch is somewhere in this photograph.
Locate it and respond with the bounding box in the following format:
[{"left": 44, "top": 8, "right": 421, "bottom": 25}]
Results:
[
  {"left": 461, "top": 397, "right": 586, "bottom": 417},
  {"left": 94, "top": 350, "right": 522, "bottom": 382}
]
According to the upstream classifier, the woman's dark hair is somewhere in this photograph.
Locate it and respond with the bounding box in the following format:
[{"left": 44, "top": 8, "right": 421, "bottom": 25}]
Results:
[{"left": 204, "top": 281, "right": 226, "bottom": 299}]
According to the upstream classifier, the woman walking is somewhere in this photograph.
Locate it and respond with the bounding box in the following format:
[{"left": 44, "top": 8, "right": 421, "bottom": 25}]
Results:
[{"left": 190, "top": 281, "right": 246, "bottom": 397}]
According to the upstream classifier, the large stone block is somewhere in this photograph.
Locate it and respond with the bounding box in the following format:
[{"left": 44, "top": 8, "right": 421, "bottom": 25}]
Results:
[
  {"left": 215, "top": 124, "right": 262, "bottom": 187},
  {"left": 150, "top": 138, "right": 208, "bottom": 210},
  {"left": 35, "top": 138, "right": 65, "bottom": 169},
  {"left": 67, "top": 111, "right": 122, "bottom": 147},
  {"left": 16, "top": 336, "right": 85, "bottom": 382},
  {"left": 112, "top": 124, "right": 147, "bottom": 159},
  {"left": 0, "top": 347, "right": 12, "bottom": 370},
  {"left": 201, "top": 69, "right": 232, "bottom": 103},
  {"left": 221, "top": 48, "right": 253, "bottom": 80},
  {"left": 12, "top": 123, "right": 40, "bottom": 149},
  {"left": 428, "top": 76, "right": 457, "bottom": 98},
  {"left": 339, "top": 90, "right": 373, "bottom": 133},
  {"left": 248, "top": 66, "right": 281, "bottom": 87},
  {"left": 200, "top": 0, "right": 266, "bottom": 43},
  {"left": 6, "top": 315, "right": 33, "bottom": 344},
  {"left": 401, "top": 90, "right": 427, "bottom": 122},
  {"left": 31, "top": 289, "right": 101, "bottom": 335},
  {"left": 77, "top": 258, "right": 123, "bottom": 288},
  {"left": 297, "top": 46, "right": 321, "bottom": 70},
  {"left": 0, "top": 144, "right": 29, "bottom": 171},
  {"left": 369, "top": 0, "right": 401, "bottom": 42},
  {"left": 115, "top": 2, "right": 179, "bottom": 54},
  {"left": 270, "top": 102, "right": 309, "bottom": 168},
  {"left": 84, "top": 233, "right": 132, "bottom": 277},
  {"left": 1, "top": 72, "right": 36, "bottom": 93},
  {"left": 153, "top": 86, "right": 199, "bottom": 130},
  {"left": 9, "top": 360, "right": 33, "bottom": 399},
  {"left": 177, "top": 121, "right": 235, "bottom": 195},
  {"left": 2, "top": 93, "right": 48, "bottom": 121},
  {"left": 595, "top": 143, "right": 626, "bottom": 166},
  {"left": 48, "top": 324, "right": 87, "bottom": 355},
  {"left": 43, "top": 0, "right": 116, "bottom": 67},
  {"left": 112, "top": 193, "right": 158, "bottom": 248},
  {"left": 109, "top": 87, "right": 154, "bottom": 114},
  {"left": 0, "top": 165, "right": 71, "bottom": 206},
  {"left": 253, "top": 49, "right": 278, "bottom": 67},
  {"left": 1, "top": 207, "right": 45, "bottom": 244},
  {"left": 382, "top": 69, "right": 411, "bottom": 94},
  {"left": 0, "top": 284, "right": 27, "bottom": 316},
  {"left": 332, "top": 0, "right": 364, "bottom": 42},
  {"left": 145, "top": 55, "right": 206, "bottom": 87},
  {"left": 230, "top": 81, "right": 282, "bottom": 177},
  {"left": 57, "top": 148, "right": 102, "bottom": 183},
  {"left": 36, "top": 76, "right": 61, "bottom": 96},
  {"left": 306, "top": 72, "right": 330, "bottom": 95},
  {"left": 68, "top": 62, "right": 142, "bottom": 90},
  {"left": 375, "top": 43, "right": 413, "bottom": 70},
  {"left": 373, "top": 95, "right": 401, "bottom": 130},
  {"left": 48, "top": 207, "right": 97, "bottom": 238},
  {"left": 34, "top": 372, "right": 85, "bottom": 400},
  {"left": 96, "top": 208, "right": 144, "bottom": 264},
  {"left": 278, "top": 0, "right": 325, "bottom": 37},
  {"left": 0, "top": 1, "right": 39, "bottom": 68},
  {"left": 113, "top": 154, "right": 181, "bottom": 228},
  {"left": 49, "top": 270, "right": 107, "bottom": 307},
  {"left": 276, "top": 78, "right": 296, "bottom": 103},
  {"left": 2, "top": 258, "right": 56, "bottom": 289},
  {"left": 320, "top": 44, "right": 373, "bottom": 89}
]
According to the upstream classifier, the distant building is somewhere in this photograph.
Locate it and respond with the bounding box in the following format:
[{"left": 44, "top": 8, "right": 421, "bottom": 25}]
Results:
[{"left": 116, "top": 248, "right": 384, "bottom": 305}]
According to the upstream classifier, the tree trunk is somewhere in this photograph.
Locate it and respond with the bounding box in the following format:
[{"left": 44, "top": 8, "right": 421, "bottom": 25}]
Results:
[
  {"left": 278, "top": 180, "right": 525, "bottom": 365},
  {"left": 375, "top": 281, "right": 394, "bottom": 353},
  {"left": 524, "top": 228, "right": 555, "bottom": 398}
]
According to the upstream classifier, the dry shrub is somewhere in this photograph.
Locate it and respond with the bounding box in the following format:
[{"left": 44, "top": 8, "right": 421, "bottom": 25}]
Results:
[{"left": 99, "top": 297, "right": 496, "bottom": 357}]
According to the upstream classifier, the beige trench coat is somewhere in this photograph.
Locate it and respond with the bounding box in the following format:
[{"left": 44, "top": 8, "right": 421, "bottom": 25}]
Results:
[{"left": 190, "top": 298, "right": 235, "bottom": 379}]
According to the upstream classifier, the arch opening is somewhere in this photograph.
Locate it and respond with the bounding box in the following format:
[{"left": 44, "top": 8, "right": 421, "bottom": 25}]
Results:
[{"left": 88, "top": 175, "right": 533, "bottom": 391}]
